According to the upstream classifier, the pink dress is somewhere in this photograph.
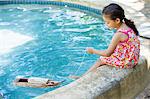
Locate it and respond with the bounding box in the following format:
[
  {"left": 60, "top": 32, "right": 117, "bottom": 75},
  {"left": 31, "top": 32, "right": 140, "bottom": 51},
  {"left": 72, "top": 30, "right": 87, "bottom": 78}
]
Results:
[{"left": 100, "top": 28, "right": 140, "bottom": 69}]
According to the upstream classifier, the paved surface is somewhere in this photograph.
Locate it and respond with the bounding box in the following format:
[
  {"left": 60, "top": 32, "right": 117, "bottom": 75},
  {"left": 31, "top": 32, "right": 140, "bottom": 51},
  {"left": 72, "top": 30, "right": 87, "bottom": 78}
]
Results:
[
  {"left": 141, "top": 1, "right": 150, "bottom": 21},
  {"left": 136, "top": 82, "right": 150, "bottom": 99},
  {"left": 135, "top": 2, "right": 150, "bottom": 98}
]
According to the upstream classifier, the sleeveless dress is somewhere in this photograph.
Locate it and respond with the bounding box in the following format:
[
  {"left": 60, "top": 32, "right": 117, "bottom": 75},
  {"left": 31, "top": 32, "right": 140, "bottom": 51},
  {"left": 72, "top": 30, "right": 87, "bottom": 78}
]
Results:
[{"left": 100, "top": 28, "right": 140, "bottom": 69}]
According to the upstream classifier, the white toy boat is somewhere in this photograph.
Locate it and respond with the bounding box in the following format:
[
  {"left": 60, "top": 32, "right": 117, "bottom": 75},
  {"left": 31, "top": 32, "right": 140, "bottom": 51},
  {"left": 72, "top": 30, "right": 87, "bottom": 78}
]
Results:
[{"left": 14, "top": 76, "right": 63, "bottom": 88}]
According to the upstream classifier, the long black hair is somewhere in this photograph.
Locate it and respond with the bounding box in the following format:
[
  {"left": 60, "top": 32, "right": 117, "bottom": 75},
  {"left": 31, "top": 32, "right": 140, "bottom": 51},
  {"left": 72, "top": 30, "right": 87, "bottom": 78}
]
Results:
[{"left": 102, "top": 3, "right": 139, "bottom": 36}]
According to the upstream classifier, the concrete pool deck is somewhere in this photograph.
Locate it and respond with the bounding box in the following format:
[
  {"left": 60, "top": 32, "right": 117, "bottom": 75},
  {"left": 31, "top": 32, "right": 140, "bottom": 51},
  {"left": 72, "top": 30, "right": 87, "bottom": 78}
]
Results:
[{"left": 34, "top": 0, "right": 150, "bottom": 99}]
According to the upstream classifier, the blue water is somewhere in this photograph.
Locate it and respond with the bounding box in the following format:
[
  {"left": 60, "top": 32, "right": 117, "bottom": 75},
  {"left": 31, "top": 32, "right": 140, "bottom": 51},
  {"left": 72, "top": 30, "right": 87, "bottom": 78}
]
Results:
[{"left": 0, "top": 4, "right": 114, "bottom": 99}]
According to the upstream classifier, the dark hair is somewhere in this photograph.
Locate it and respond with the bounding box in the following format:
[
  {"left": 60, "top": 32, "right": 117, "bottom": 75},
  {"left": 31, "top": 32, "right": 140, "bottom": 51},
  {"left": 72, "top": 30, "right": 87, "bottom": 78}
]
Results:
[{"left": 102, "top": 3, "right": 139, "bottom": 36}]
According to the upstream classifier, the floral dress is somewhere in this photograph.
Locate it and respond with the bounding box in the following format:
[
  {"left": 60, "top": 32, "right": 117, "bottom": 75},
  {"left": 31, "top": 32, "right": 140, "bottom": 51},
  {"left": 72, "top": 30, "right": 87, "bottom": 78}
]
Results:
[{"left": 100, "top": 28, "right": 140, "bottom": 69}]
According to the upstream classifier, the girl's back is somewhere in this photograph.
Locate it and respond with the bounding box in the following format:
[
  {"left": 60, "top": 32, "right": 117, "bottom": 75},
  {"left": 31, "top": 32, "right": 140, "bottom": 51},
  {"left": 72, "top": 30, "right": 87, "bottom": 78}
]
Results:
[{"left": 112, "top": 28, "right": 140, "bottom": 68}]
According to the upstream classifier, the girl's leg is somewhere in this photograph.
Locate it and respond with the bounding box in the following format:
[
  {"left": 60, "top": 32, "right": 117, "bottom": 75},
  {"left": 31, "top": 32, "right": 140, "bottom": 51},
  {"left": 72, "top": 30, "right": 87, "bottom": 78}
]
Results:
[{"left": 83, "top": 59, "right": 105, "bottom": 75}]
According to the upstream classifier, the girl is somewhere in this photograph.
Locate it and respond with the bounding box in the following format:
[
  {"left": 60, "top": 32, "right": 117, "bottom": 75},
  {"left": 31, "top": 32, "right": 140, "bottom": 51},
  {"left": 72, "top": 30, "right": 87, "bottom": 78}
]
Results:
[
  {"left": 70, "top": 3, "right": 140, "bottom": 79},
  {"left": 86, "top": 3, "right": 140, "bottom": 72}
]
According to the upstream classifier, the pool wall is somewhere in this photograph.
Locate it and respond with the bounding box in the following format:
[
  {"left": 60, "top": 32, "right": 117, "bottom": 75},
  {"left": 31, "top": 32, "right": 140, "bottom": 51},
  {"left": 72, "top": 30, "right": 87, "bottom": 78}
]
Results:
[
  {"left": 0, "top": 0, "right": 101, "bottom": 14},
  {"left": 0, "top": 0, "right": 149, "bottom": 99}
]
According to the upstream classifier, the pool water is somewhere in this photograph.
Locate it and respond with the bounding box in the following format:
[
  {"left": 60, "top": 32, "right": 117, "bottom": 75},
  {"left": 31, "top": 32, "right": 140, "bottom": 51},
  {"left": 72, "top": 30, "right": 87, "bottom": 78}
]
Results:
[{"left": 0, "top": 4, "right": 114, "bottom": 99}]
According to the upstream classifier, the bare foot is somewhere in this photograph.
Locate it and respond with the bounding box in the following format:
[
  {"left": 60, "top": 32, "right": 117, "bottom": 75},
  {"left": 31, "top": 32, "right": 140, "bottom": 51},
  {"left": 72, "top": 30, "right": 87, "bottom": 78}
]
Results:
[{"left": 68, "top": 75, "right": 80, "bottom": 80}]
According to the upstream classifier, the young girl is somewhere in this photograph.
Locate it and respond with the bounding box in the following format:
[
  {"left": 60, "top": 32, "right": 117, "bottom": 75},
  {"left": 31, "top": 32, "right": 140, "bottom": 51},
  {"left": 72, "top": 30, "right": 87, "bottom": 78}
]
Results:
[
  {"left": 70, "top": 3, "right": 140, "bottom": 79},
  {"left": 86, "top": 3, "right": 140, "bottom": 73}
]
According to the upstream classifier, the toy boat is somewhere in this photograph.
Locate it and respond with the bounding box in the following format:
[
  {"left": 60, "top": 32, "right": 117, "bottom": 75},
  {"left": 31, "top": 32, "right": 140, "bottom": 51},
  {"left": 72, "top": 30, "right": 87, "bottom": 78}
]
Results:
[{"left": 14, "top": 76, "right": 63, "bottom": 88}]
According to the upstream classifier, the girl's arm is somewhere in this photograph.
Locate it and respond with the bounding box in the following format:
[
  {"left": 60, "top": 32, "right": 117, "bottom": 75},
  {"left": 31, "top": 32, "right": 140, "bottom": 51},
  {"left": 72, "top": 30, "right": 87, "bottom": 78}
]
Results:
[{"left": 87, "top": 32, "right": 121, "bottom": 57}]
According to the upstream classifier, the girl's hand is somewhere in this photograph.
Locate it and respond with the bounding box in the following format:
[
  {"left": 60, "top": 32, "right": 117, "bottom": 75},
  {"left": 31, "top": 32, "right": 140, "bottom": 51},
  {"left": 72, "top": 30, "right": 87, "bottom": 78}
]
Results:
[{"left": 86, "top": 47, "right": 94, "bottom": 54}]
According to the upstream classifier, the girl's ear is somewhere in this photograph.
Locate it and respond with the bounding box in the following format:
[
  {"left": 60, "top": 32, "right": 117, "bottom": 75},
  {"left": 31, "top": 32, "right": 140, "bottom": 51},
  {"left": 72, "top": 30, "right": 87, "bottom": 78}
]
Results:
[{"left": 115, "top": 18, "right": 121, "bottom": 24}]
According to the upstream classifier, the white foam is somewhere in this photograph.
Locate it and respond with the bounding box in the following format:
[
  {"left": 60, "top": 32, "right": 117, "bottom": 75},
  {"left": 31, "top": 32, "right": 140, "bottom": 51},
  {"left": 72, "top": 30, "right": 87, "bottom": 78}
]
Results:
[
  {"left": 0, "top": 29, "right": 33, "bottom": 54},
  {"left": 72, "top": 36, "right": 91, "bottom": 41}
]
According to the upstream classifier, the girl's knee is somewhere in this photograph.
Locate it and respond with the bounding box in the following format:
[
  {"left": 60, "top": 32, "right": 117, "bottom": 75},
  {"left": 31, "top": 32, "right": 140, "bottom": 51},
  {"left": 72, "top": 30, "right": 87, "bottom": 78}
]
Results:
[
  {"left": 99, "top": 58, "right": 105, "bottom": 64},
  {"left": 96, "top": 58, "right": 105, "bottom": 66}
]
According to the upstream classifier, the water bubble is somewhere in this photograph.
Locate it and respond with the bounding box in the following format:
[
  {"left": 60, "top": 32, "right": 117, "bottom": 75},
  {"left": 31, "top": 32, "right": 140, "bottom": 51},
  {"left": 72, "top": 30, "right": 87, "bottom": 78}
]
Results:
[{"left": 0, "top": 92, "right": 3, "bottom": 99}]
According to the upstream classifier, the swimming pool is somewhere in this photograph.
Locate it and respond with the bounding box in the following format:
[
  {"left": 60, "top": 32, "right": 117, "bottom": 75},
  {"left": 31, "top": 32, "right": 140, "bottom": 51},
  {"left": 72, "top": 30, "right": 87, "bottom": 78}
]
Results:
[{"left": 0, "top": 4, "right": 114, "bottom": 98}]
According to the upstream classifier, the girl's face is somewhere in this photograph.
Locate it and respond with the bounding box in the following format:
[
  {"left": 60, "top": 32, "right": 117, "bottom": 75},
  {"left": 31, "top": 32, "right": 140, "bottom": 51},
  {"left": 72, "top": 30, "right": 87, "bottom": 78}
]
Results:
[{"left": 102, "top": 14, "right": 119, "bottom": 29}]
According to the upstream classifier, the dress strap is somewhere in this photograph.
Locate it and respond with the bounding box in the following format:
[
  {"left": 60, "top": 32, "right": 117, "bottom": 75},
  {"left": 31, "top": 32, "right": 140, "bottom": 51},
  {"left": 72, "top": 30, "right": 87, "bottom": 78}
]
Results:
[
  {"left": 117, "top": 28, "right": 132, "bottom": 35},
  {"left": 117, "top": 28, "right": 132, "bottom": 43}
]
